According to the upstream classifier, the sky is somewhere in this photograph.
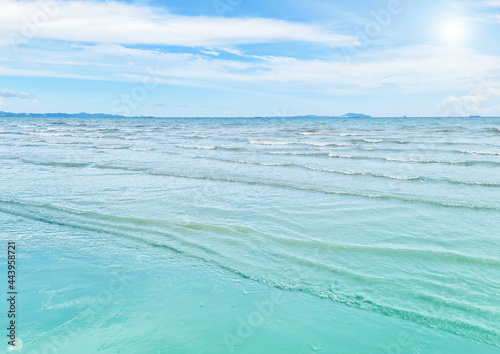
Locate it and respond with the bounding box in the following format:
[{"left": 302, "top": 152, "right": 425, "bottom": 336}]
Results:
[{"left": 0, "top": 0, "right": 500, "bottom": 117}]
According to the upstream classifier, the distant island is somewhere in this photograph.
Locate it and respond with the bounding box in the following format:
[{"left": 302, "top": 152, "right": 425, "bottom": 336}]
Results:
[
  {"left": 340, "top": 113, "right": 372, "bottom": 118},
  {"left": 0, "top": 111, "right": 374, "bottom": 119}
]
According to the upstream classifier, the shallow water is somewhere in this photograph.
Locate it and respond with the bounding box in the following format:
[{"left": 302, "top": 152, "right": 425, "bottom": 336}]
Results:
[{"left": 0, "top": 116, "right": 499, "bottom": 353}]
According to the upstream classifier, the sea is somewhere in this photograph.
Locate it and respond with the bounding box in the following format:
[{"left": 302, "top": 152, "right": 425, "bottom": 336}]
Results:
[{"left": 0, "top": 116, "right": 499, "bottom": 353}]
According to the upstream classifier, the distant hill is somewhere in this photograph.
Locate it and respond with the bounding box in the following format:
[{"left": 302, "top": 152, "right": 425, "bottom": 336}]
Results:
[{"left": 341, "top": 113, "right": 372, "bottom": 118}]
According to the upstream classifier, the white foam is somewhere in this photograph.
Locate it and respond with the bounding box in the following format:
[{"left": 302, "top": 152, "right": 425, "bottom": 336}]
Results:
[
  {"left": 177, "top": 144, "right": 216, "bottom": 150},
  {"left": 456, "top": 150, "right": 500, "bottom": 156}
]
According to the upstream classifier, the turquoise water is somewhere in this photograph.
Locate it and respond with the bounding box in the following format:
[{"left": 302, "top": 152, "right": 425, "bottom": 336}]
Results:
[{"left": 0, "top": 116, "right": 499, "bottom": 353}]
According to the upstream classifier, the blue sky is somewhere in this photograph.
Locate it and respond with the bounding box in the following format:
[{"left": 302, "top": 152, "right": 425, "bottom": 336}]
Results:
[{"left": 0, "top": 0, "right": 500, "bottom": 117}]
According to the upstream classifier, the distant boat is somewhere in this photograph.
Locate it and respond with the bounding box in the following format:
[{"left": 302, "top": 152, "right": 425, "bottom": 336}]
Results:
[{"left": 469, "top": 115, "right": 480, "bottom": 118}]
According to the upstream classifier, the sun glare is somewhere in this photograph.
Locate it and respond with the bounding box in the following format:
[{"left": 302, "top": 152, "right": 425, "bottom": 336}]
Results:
[{"left": 440, "top": 19, "right": 467, "bottom": 44}]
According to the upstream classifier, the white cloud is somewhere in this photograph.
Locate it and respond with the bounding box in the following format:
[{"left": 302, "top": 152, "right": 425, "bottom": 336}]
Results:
[
  {"left": 0, "top": 0, "right": 357, "bottom": 48},
  {"left": 0, "top": 90, "right": 34, "bottom": 98},
  {"left": 439, "top": 84, "right": 500, "bottom": 116},
  {"left": 479, "top": 0, "right": 500, "bottom": 7},
  {"left": 218, "top": 47, "right": 245, "bottom": 56},
  {"left": 200, "top": 50, "right": 220, "bottom": 56},
  {"left": 3, "top": 43, "right": 500, "bottom": 96}
]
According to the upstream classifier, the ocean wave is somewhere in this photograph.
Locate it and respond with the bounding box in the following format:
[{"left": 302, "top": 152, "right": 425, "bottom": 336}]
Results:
[
  {"left": 91, "top": 164, "right": 500, "bottom": 210},
  {"left": 94, "top": 145, "right": 130, "bottom": 150},
  {"left": 250, "top": 140, "right": 349, "bottom": 147},
  {"left": 304, "top": 142, "right": 350, "bottom": 147},
  {"left": 269, "top": 151, "right": 330, "bottom": 156},
  {"left": 176, "top": 144, "right": 214, "bottom": 150},
  {"left": 20, "top": 159, "right": 89, "bottom": 168},
  {"left": 219, "top": 159, "right": 296, "bottom": 167},
  {"left": 269, "top": 237, "right": 500, "bottom": 268},
  {"left": 328, "top": 152, "right": 359, "bottom": 159},
  {"left": 44, "top": 140, "right": 87, "bottom": 145},
  {"left": 349, "top": 138, "right": 383, "bottom": 143},
  {"left": 181, "top": 134, "right": 210, "bottom": 139},
  {"left": 18, "top": 157, "right": 500, "bottom": 191},
  {"left": 16, "top": 157, "right": 497, "bottom": 189},
  {"left": 129, "top": 147, "right": 153, "bottom": 151},
  {"left": 447, "top": 180, "right": 500, "bottom": 188},
  {"left": 176, "top": 144, "right": 242, "bottom": 151},
  {"left": 250, "top": 140, "right": 292, "bottom": 146},
  {"left": 456, "top": 150, "right": 500, "bottom": 156},
  {"left": 27, "top": 132, "right": 79, "bottom": 137},
  {"left": 304, "top": 164, "right": 500, "bottom": 187},
  {"left": 327, "top": 152, "right": 500, "bottom": 166},
  {"left": 304, "top": 165, "right": 423, "bottom": 181}
]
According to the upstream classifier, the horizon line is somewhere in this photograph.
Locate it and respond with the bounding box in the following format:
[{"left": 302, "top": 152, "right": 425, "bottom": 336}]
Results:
[{"left": 0, "top": 111, "right": 496, "bottom": 119}]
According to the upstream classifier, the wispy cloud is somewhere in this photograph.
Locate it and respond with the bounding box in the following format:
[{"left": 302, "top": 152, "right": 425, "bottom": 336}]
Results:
[
  {"left": 200, "top": 50, "right": 220, "bottom": 56},
  {"left": 4, "top": 43, "right": 500, "bottom": 95},
  {"left": 0, "top": 0, "right": 357, "bottom": 48},
  {"left": 0, "top": 90, "right": 34, "bottom": 99}
]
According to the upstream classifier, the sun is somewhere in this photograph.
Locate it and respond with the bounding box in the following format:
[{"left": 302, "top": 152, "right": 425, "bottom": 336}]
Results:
[{"left": 440, "top": 19, "right": 467, "bottom": 44}]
